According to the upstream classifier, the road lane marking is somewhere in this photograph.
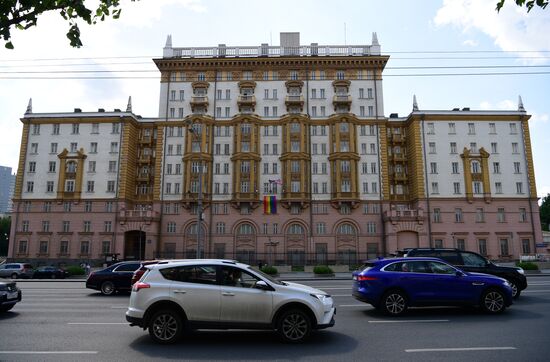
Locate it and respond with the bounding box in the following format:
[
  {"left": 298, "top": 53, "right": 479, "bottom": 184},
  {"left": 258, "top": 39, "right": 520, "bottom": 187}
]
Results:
[
  {"left": 405, "top": 347, "right": 516, "bottom": 353},
  {"left": 523, "top": 290, "right": 550, "bottom": 293},
  {"left": 331, "top": 295, "right": 352, "bottom": 297},
  {"left": 111, "top": 306, "right": 128, "bottom": 309},
  {"left": 0, "top": 351, "right": 98, "bottom": 355},
  {"left": 369, "top": 319, "right": 449, "bottom": 323},
  {"left": 67, "top": 322, "right": 127, "bottom": 325},
  {"left": 339, "top": 304, "right": 371, "bottom": 307},
  {"left": 318, "top": 287, "right": 351, "bottom": 290}
]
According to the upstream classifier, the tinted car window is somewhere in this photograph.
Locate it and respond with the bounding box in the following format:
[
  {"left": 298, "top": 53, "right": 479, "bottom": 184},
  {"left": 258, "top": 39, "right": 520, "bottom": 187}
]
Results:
[
  {"left": 437, "top": 251, "right": 461, "bottom": 265},
  {"left": 461, "top": 252, "right": 487, "bottom": 267},
  {"left": 220, "top": 266, "right": 260, "bottom": 288},
  {"left": 114, "top": 263, "right": 140, "bottom": 272},
  {"left": 427, "top": 261, "right": 456, "bottom": 274},
  {"left": 409, "top": 261, "right": 430, "bottom": 273},
  {"left": 160, "top": 265, "right": 217, "bottom": 285},
  {"left": 384, "top": 262, "right": 401, "bottom": 272}
]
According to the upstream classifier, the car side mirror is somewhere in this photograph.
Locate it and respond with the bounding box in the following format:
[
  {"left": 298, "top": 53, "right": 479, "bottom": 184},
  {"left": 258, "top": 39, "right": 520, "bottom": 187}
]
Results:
[{"left": 255, "top": 280, "right": 273, "bottom": 291}]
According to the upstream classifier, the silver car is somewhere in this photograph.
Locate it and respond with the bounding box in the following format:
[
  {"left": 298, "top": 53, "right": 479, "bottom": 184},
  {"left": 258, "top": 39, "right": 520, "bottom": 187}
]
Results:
[
  {"left": 126, "top": 259, "right": 336, "bottom": 344},
  {"left": 0, "top": 263, "right": 34, "bottom": 279}
]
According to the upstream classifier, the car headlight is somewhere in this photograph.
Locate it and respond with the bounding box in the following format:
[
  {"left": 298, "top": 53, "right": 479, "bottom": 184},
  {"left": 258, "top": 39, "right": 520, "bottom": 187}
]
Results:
[
  {"left": 310, "top": 293, "right": 330, "bottom": 301},
  {"left": 516, "top": 267, "right": 525, "bottom": 275}
]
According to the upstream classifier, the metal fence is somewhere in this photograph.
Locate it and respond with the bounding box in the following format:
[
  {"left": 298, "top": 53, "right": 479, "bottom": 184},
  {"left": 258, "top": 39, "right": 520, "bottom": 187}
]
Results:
[{"left": 154, "top": 251, "right": 380, "bottom": 267}]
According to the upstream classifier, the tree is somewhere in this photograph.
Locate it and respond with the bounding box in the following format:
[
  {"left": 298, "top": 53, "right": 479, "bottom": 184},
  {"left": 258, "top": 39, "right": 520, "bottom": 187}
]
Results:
[
  {"left": 540, "top": 193, "right": 550, "bottom": 231},
  {"left": 0, "top": 0, "right": 138, "bottom": 49},
  {"left": 0, "top": 216, "right": 10, "bottom": 257},
  {"left": 496, "top": 0, "right": 549, "bottom": 12}
]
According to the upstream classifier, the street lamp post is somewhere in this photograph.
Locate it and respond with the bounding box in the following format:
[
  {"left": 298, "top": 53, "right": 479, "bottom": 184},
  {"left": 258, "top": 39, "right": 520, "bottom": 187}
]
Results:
[{"left": 188, "top": 124, "right": 203, "bottom": 259}]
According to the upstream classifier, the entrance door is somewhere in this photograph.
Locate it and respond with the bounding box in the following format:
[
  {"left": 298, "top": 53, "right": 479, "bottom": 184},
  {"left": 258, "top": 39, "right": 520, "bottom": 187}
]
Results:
[{"left": 124, "top": 230, "right": 146, "bottom": 260}]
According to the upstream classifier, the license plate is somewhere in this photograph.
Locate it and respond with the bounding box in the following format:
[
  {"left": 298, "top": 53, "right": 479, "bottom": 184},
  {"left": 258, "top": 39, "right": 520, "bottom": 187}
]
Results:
[{"left": 7, "top": 291, "right": 18, "bottom": 300}]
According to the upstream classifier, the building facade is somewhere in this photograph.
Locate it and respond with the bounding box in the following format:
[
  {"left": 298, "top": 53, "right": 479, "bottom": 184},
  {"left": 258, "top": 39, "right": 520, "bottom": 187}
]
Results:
[{"left": 8, "top": 33, "right": 544, "bottom": 265}]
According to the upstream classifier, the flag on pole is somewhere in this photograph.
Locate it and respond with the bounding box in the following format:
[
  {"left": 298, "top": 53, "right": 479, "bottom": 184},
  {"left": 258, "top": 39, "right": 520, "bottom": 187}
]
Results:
[{"left": 264, "top": 195, "right": 277, "bottom": 215}]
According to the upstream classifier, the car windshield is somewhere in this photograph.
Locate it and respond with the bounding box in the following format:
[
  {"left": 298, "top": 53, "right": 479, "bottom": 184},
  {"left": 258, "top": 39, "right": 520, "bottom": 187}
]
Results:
[{"left": 247, "top": 266, "right": 284, "bottom": 285}]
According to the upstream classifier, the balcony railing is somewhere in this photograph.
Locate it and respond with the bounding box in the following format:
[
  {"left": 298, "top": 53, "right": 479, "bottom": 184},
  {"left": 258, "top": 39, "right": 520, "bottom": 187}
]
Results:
[
  {"left": 391, "top": 134, "right": 405, "bottom": 143},
  {"left": 237, "top": 94, "right": 256, "bottom": 105},
  {"left": 166, "top": 44, "right": 379, "bottom": 59},
  {"left": 138, "top": 155, "right": 152, "bottom": 164},
  {"left": 190, "top": 95, "right": 209, "bottom": 105},
  {"left": 332, "top": 95, "right": 352, "bottom": 104},
  {"left": 391, "top": 153, "right": 407, "bottom": 162},
  {"left": 393, "top": 172, "right": 408, "bottom": 181},
  {"left": 139, "top": 136, "right": 152, "bottom": 144}
]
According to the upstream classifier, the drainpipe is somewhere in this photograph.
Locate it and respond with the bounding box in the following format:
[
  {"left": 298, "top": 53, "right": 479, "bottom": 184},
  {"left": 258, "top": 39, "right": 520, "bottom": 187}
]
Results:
[
  {"left": 420, "top": 115, "right": 433, "bottom": 247},
  {"left": 373, "top": 69, "right": 386, "bottom": 257}
]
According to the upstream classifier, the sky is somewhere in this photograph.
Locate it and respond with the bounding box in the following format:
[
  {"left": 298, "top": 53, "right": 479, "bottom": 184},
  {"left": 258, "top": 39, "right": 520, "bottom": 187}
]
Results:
[{"left": 0, "top": 0, "right": 549, "bottom": 198}]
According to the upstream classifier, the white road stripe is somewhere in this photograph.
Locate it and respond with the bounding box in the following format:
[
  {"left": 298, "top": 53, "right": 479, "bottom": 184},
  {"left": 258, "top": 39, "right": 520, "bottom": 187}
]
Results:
[
  {"left": 318, "top": 287, "right": 351, "bottom": 290},
  {"left": 111, "top": 306, "right": 128, "bottom": 309},
  {"left": 67, "top": 322, "right": 127, "bottom": 325},
  {"left": 339, "top": 304, "right": 371, "bottom": 307},
  {"left": 405, "top": 347, "right": 516, "bottom": 353},
  {"left": 0, "top": 351, "right": 98, "bottom": 354},
  {"left": 369, "top": 319, "right": 449, "bottom": 323},
  {"left": 331, "top": 295, "right": 351, "bottom": 297},
  {"left": 522, "top": 290, "right": 550, "bottom": 293}
]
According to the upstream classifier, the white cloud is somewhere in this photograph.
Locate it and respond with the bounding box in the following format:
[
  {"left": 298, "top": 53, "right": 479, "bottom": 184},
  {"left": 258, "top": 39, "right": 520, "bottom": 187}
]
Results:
[
  {"left": 462, "top": 39, "right": 478, "bottom": 47},
  {"left": 434, "top": 0, "right": 550, "bottom": 63},
  {"left": 477, "top": 99, "right": 517, "bottom": 110},
  {"left": 119, "top": 0, "right": 207, "bottom": 28}
]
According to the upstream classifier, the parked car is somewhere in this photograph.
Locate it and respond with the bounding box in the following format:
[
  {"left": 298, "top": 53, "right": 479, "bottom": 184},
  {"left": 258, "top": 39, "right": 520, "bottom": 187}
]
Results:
[
  {"left": 0, "top": 281, "right": 22, "bottom": 312},
  {"left": 0, "top": 263, "right": 34, "bottom": 279},
  {"left": 126, "top": 259, "right": 336, "bottom": 344},
  {"left": 32, "top": 266, "right": 70, "bottom": 279},
  {"left": 405, "top": 248, "right": 527, "bottom": 298},
  {"left": 86, "top": 261, "right": 141, "bottom": 295},
  {"left": 352, "top": 257, "right": 513, "bottom": 316}
]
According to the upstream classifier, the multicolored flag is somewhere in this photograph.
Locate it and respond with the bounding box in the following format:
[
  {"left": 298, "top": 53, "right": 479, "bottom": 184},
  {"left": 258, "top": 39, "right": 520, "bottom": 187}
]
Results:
[{"left": 263, "top": 195, "right": 277, "bottom": 214}]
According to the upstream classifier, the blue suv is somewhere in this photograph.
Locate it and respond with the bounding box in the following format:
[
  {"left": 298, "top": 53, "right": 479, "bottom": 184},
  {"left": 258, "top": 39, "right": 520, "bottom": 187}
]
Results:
[{"left": 352, "top": 257, "right": 513, "bottom": 316}]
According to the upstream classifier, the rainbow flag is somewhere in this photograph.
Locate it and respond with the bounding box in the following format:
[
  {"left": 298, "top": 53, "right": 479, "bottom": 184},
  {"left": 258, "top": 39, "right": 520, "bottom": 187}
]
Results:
[{"left": 264, "top": 195, "right": 277, "bottom": 215}]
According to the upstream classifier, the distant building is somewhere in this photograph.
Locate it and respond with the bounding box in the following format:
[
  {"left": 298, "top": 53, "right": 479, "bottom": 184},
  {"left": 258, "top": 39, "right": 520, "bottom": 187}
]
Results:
[
  {"left": 8, "top": 33, "right": 543, "bottom": 264},
  {"left": 0, "top": 166, "right": 15, "bottom": 214}
]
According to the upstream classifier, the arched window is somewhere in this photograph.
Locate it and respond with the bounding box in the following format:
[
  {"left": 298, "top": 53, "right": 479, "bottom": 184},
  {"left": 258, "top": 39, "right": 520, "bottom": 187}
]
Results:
[
  {"left": 288, "top": 224, "right": 304, "bottom": 235},
  {"left": 337, "top": 223, "right": 356, "bottom": 235},
  {"left": 238, "top": 223, "right": 254, "bottom": 235}
]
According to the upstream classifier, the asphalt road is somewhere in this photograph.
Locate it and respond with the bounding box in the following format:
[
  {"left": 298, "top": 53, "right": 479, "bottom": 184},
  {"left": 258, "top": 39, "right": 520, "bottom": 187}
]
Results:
[{"left": 1, "top": 276, "right": 550, "bottom": 362}]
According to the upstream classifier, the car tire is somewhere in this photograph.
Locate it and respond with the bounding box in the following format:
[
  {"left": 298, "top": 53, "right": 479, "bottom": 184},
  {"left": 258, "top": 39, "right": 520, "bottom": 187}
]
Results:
[
  {"left": 10, "top": 273, "right": 17, "bottom": 279},
  {"left": 277, "top": 308, "right": 312, "bottom": 343},
  {"left": 100, "top": 281, "right": 116, "bottom": 296},
  {"left": 381, "top": 290, "right": 408, "bottom": 316},
  {"left": 148, "top": 309, "right": 183, "bottom": 344},
  {"left": 0, "top": 305, "right": 15, "bottom": 312},
  {"left": 508, "top": 280, "right": 521, "bottom": 299},
  {"left": 481, "top": 288, "right": 506, "bottom": 314}
]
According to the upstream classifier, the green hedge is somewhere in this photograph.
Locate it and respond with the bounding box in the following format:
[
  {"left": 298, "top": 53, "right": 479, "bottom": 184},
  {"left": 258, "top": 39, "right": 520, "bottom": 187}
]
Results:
[
  {"left": 516, "top": 261, "right": 539, "bottom": 270},
  {"left": 261, "top": 266, "right": 278, "bottom": 275},
  {"left": 65, "top": 266, "right": 85, "bottom": 276},
  {"left": 313, "top": 265, "right": 334, "bottom": 274}
]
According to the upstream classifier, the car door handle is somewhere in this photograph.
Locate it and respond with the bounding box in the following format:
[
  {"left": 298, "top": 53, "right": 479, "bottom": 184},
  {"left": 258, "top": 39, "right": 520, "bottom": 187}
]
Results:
[
  {"left": 472, "top": 282, "right": 485, "bottom": 286},
  {"left": 173, "top": 290, "right": 186, "bottom": 294},
  {"left": 222, "top": 292, "right": 235, "bottom": 296}
]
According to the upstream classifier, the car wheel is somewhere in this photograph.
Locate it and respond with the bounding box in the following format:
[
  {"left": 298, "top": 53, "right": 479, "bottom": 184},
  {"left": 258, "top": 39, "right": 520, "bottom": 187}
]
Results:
[
  {"left": 0, "top": 305, "right": 15, "bottom": 312},
  {"left": 481, "top": 289, "right": 506, "bottom": 314},
  {"left": 381, "top": 290, "right": 408, "bottom": 316},
  {"left": 100, "top": 281, "right": 116, "bottom": 296},
  {"left": 10, "top": 273, "right": 17, "bottom": 279},
  {"left": 277, "top": 309, "right": 312, "bottom": 343},
  {"left": 508, "top": 280, "right": 520, "bottom": 299},
  {"left": 148, "top": 309, "right": 183, "bottom": 344}
]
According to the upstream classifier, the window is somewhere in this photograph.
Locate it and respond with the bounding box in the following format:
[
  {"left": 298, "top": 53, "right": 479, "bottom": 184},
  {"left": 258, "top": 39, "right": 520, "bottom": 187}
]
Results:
[
  {"left": 63, "top": 201, "right": 72, "bottom": 212},
  {"left": 455, "top": 208, "right": 463, "bottom": 222},
  {"left": 83, "top": 221, "right": 91, "bottom": 232},
  {"left": 470, "top": 142, "right": 477, "bottom": 153},
  {"left": 430, "top": 162, "right": 437, "bottom": 174},
  {"left": 478, "top": 239, "right": 488, "bottom": 256},
  {"left": 107, "top": 180, "right": 115, "bottom": 193},
  {"left": 62, "top": 221, "right": 70, "bottom": 232},
  {"left": 167, "top": 222, "right": 177, "bottom": 233},
  {"left": 87, "top": 181, "right": 94, "bottom": 193},
  {"left": 512, "top": 142, "right": 519, "bottom": 153},
  {"left": 516, "top": 182, "right": 523, "bottom": 194},
  {"left": 367, "top": 222, "right": 377, "bottom": 234},
  {"left": 64, "top": 180, "right": 75, "bottom": 192},
  {"left": 42, "top": 220, "right": 50, "bottom": 232},
  {"left": 216, "top": 222, "right": 226, "bottom": 234},
  {"left": 427, "top": 123, "right": 435, "bottom": 134},
  {"left": 28, "top": 161, "right": 36, "bottom": 173},
  {"left": 453, "top": 182, "right": 461, "bottom": 194},
  {"left": 433, "top": 208, "right": 441, "bottom": 223},
  {"left": 112, "top": 123, "right": 120, "bottom": 134},
  {"left": 522, "top": 239, "right": 531, "bottom": 254},
  {"left": 456, "top": 239, "right": 465, "bottom": 251},
  {"left": 50, "top": 143, "right": 58, "bottom": 153},
  {"left": 452, "top": 162, "right": 459, "bottom": 174},
  {"left": 32, "top": 124, "right": 40, "bottom": 135},
  {"left": 450, "top": 142, "right": 457, "bottom": 154},
  {"left": 70, "top": 142, "right": 78, "bottom": 152},
  {"left": 493, "top": 162, "right": 500, "bottom": 174},
  {"left": 31, "top": 143, "right": 38, "bottom": 153},
  {"left": 500, "top": 238, "right": 509, "bottom": 256},
  {"left": 39, "top": 240, "right": 48, "bottom": 254},
  {"left": 108, "top": 161, "right": 117, "bottom": 172},
  {"left": 52, "top": 124, "right": 60, "bottom": 135},
  {"left": 495, "top": 182, "right": 502, "bottom": 194},
  {"left": 60, "top": 240, "right": 69, "bottom": 254},
  {"left": 448, "top": 123, "right": 456, "bottom": 134},
  {"left": 104, "top": 221, "right": 112, "bottom": 232},
  {"left": 491, "top": 142, "right": 498, "bottom": 153},
  {"left": 473, "top": 181, "right": 482, "bottom": 194},
  {"left": 110, "top": 142, "right": 118, "bottom": 153},
  {"left": 509, "top": 123, "right": 517, "bottom": 134},
  {"left": 497, "top": 208, "right": 506, "bottom": 222},
  {"left": 336, "top": 70, "right": 345, "bottom": 80},
  {"left": 80, "top": 241, "right": 90, "bottom": 255},
  {"left": 514, "top": 162, "right": 521, "bottom": 174},
  {"left": 316, "top": 222, "right": 326, "bottom": 235},
  {"left": 102, "top": 241, "right": 111, "bottom": 254},
  {"left": 85, "top": 201, "right": 92, "bottom": 212},
  {"left": 471, "top": 161, "right": 480, "bottom": 173},
  {"left": 476, "top": 208, "right": 485, "bottom": 222},
  {"left": 519, "top": 208, "right": 527, "bottom": 222},
  {"left": 429, "top": 142, "right": 436, "bottom": 154},
  {"left": 43, "top": 202, "right": 52, "bottom": 212},
  {"left": 431, "top": 182, "right": 439, "bottom": 194},
  {"left": 468, "top": 123, "right": 475, "bottom": 135},
  {"left": 26, "top": 181, "right": 34, "bottom": 192},
  {"left": 489, "top": 123, "right": 496, "bottom": 134},
  {"left": 72, "top": 123, "right": 79, "bottom": 134}
]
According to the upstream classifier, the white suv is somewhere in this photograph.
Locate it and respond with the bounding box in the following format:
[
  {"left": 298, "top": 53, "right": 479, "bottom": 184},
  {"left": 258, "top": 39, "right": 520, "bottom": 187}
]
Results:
[{"left": 126, "top": 259, "right": 336, "bottom": 344}]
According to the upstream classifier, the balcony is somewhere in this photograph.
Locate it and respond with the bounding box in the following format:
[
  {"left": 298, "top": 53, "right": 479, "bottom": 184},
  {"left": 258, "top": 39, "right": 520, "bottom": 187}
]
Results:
[
  {"left": 237, "top": 94, "right": 256, "bottom": 111},
  {"left": 190, "top": 95, "right": 209, "bottom": 112},
  {"left": 136, "top": 173, "right": 151, "bottom": 182},
  {"left": 391, "top": 153, "right": 407, "bottom": 162},
  {"left": 285, "top": 94, "right": 304, "bottom": 107},
  {"left": 393, "top": 172, "right": 408, "bottom": 182},
  {"left": 383, "top": 208, "right": 424, "bottom": 224},
  {"left": 138, "top": 155, "right": 152, "bottom": 164},
  {"left": 139, "top": 135, "right": 152, "bottom": 145},
  {"left": 332, "top": 94, "right": 352, "bottom": 107},
  {"left": 391, "top": 134, "right": 405, "bottom": 143},
  {"left": 231, "top": 191, "right": 261, "bottom": 209}
]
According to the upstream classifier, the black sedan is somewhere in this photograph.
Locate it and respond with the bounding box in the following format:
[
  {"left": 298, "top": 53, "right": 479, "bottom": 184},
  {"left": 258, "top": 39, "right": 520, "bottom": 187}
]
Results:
[
  {"left": 86, "top": 261, "right": 141, "bottom": 295},
  {"left": 33, "top": 266, "right": 70, "bottom": 279},
  {"left": 0, "top": 281, "right": 21, "bottom": 312}
]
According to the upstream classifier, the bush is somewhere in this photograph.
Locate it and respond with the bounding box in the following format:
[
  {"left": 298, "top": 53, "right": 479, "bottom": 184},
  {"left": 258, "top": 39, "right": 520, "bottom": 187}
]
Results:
[
  {"left": 261, "top": 266, "right": 278, "bottom": 275},
  {"left": 65, "top": 265, "right": 85, "bottom": 276},
  {"left": 516, "top": 261, "right": 539, "bottom": 271},
  {"left": 291, "top": 265, "right": 304, "bottom": 272},
  {"left": 313, "top": 265, "right": 334, "bottom": 274}
]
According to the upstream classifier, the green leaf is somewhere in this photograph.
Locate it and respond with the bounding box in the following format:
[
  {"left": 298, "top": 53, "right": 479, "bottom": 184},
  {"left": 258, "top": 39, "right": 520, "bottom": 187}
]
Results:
[{"left": 5, "top": 41, "right": 14, "bottom": 49}]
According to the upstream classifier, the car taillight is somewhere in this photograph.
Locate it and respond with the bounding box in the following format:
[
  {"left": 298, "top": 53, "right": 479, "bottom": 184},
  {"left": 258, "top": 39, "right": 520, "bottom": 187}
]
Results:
[
  {"left": 133, "top": 282, "right": 150, "bottom": 292},
  {"left": 357, "top": 275, "right": 377, "bottom": 281}
]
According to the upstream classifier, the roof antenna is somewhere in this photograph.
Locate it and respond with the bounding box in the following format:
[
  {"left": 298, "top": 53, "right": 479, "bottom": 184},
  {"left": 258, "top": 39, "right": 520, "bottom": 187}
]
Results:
[{"left": 25, "top": 98, "right": 32, "bottom": 114}]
